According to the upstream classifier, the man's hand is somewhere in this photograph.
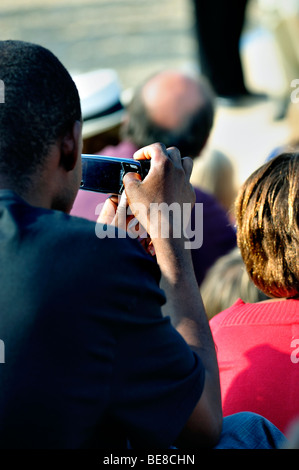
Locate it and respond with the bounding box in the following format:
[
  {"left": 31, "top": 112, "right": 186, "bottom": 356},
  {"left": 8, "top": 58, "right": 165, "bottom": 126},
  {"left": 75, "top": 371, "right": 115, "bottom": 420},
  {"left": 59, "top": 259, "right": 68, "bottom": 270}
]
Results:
[
  {"left": 123, "top": 143, "right": 195, "bottom": 242},
  {"left": 97, "top": 193, "right": 130, "bottom": 232},
  {"left": 98, "top": 143, "right": 195, "bottom": 258}
]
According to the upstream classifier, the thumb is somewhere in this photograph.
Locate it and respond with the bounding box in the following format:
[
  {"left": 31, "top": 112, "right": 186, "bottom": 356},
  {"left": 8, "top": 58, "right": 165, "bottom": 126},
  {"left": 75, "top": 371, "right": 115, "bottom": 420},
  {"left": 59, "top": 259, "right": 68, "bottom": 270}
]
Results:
[{"left": 123, "top": 171, "right": 142, "bottom": 200}]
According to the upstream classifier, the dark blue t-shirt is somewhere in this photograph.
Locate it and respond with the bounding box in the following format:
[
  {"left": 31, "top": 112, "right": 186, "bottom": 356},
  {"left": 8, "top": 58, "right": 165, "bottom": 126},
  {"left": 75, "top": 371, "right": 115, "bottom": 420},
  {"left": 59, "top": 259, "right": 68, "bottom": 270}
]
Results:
[{"left": 0, "top": 191, "right": 205, "bottom": 449}]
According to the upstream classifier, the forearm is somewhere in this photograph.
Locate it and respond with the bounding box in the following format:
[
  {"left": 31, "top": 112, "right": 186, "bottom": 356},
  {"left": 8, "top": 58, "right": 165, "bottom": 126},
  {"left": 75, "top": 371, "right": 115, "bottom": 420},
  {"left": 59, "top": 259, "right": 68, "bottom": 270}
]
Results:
[
  {"left": 161, "top": 272, "right": 216, "bottom": 359},
  {"left": 155, "top": 239, "right": 222, "bottom": 446},
  {"left": 156, "top": 239, "right": 218, "bottom": 366},
  {"left": 156, "top": 237, "right": 221, "bottom": 394}
]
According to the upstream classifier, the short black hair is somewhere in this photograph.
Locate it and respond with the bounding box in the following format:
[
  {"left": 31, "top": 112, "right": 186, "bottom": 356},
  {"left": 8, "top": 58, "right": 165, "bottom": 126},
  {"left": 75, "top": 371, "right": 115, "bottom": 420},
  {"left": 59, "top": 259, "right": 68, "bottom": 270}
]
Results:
[
  {"left": 0, "top": 40, "right": 81, "bottom": 190},
  {"left": 121, "top": 77, "right": 214, "bottom": 158}
]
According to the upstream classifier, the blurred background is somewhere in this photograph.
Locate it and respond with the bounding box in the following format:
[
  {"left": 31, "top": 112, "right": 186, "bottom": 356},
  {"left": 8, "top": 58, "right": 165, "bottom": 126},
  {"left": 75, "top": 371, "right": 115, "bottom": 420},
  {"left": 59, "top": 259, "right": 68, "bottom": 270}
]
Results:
[
  {"left": 1, "top": 0, "right": 299, "bottom": 184},
  {"left": 0, "top": 0, "right": 196, "bottom": 90}
]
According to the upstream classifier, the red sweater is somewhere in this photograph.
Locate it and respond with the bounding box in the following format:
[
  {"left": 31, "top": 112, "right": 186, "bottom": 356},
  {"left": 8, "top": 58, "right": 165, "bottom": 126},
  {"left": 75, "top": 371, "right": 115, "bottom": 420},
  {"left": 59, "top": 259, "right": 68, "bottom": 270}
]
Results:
[{"left": 210, "top": 298, "right": 299, "bottom": 433}]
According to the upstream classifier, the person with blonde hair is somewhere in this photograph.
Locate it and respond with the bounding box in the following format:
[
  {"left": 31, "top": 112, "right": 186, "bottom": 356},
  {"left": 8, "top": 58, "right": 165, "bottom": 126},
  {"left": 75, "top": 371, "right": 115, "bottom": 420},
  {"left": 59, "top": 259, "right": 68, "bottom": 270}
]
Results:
[
  {"left": 191, "top": 148, "right": 237, "bottom": 217},
  {"left": 200, "top": 247, "right": 268, "bottom": 320}
]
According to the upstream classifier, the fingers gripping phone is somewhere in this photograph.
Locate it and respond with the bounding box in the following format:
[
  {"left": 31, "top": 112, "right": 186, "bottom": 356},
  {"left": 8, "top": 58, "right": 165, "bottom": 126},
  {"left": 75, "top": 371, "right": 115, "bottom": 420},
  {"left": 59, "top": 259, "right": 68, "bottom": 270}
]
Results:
[{"left": 80, "top": 154, "right": 151, "bottom": 195}]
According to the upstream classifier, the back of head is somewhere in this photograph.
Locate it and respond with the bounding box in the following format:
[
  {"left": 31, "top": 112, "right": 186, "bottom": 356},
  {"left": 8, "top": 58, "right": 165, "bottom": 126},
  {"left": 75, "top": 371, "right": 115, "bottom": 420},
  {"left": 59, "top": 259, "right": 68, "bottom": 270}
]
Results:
[
  {"left": 201, "top": 248, "right": 267, "bottom": 320},
  {"left": 191, "top": 148, "right": 236, "bottom": 212},
  {"left": 235, "top": 153, "right": 299, "bottom": 298},
  {"left": 0, "top": 40, "right": 81, "bottom": 191},
  {"left": 121, "top": 70, "right": 215, "bottom": 158}
]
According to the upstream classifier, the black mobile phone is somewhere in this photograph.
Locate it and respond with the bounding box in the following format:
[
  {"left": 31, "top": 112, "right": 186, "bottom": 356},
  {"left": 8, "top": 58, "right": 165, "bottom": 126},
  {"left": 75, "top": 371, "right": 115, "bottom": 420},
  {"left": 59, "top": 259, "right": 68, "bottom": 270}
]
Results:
[{"left": 80, "top": 154, "right": 151, "bottom": 194}]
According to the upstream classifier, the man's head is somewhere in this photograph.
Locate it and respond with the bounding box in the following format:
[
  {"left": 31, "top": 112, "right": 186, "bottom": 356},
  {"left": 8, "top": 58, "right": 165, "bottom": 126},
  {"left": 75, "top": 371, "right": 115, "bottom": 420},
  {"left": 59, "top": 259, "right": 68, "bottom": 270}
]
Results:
[
  {"left": 0, "top": 40, "right": 82, "bottom": 212},
  {"left": 121, "top": 70, "right": 215, "bottom": 158},
  {"left": 235, "top": 152, "right": 299, "bottom": 298}
]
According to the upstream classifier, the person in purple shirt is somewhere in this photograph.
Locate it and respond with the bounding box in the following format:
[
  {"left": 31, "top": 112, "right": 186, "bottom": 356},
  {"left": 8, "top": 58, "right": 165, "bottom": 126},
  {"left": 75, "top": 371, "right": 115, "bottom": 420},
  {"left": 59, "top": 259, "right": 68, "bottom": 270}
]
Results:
[{"left": 71, "top": 70, "right": 236, "bottom": 285}]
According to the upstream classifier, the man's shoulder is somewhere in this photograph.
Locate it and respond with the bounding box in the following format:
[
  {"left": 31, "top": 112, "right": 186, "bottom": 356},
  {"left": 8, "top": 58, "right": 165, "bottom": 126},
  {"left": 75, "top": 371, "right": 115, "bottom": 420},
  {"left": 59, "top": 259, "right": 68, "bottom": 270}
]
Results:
[
  {"left": 0, "top": 192, "right": 149, "bottom": 262},
  {"left": 25, "top": 203, "right": 102, "bottom": 245},
  {"left": 0, "top": 191, "right": 161, "bottom": 291},
  {"left": 40, "top": 208, "right": 149, "bottom": 259},
  {"left": 45, "top": 209, "right": 164, "bottom": 314}
]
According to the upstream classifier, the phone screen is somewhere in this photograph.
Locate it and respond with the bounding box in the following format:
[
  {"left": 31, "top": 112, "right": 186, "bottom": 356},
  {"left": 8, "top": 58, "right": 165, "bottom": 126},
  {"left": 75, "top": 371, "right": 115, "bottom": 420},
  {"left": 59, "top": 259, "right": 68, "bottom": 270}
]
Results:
[{"left": 81, "top": 158, "right": 123, "bottom": 194}]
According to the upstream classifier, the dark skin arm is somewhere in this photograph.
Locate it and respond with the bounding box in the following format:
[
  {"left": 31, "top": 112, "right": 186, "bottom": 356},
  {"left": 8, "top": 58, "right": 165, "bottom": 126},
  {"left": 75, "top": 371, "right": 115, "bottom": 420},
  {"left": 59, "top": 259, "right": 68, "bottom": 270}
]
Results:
[{"left": 98, "top": 143, "right": 222, "bottom": 448}]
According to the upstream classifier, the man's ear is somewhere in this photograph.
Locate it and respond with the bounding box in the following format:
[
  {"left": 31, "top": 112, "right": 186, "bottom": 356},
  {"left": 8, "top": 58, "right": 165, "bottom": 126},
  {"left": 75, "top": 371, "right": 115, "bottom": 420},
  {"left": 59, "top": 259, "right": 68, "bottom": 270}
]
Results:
[{"left": 60, "top": 120, "right": 82, "bottom": 171}]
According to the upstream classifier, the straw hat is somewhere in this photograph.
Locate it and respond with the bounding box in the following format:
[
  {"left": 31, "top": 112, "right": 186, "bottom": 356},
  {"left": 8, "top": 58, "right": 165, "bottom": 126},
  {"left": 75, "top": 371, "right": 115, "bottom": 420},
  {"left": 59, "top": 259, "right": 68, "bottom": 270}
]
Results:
[{"left": 72, "top": 69, "right": 125, "bottom": 139}]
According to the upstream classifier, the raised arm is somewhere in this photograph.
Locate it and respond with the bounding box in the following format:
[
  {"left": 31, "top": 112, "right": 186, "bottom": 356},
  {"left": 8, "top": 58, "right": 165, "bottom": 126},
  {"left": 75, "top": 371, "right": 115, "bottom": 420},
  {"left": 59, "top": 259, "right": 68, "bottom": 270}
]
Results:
[{"left": 123, "top": 143, "right": 222, "bottom": 448}]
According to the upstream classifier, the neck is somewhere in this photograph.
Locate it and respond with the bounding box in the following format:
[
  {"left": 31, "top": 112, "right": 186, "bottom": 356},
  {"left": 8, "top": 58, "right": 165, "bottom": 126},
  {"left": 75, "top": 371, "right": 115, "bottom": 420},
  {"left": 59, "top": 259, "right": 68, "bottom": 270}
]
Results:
[
  {"left": 0, "top": 176, "right": 53, "bottom": 210},
  {"left": 259, "top": 296, "right": 299, "bottom": 303}
]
